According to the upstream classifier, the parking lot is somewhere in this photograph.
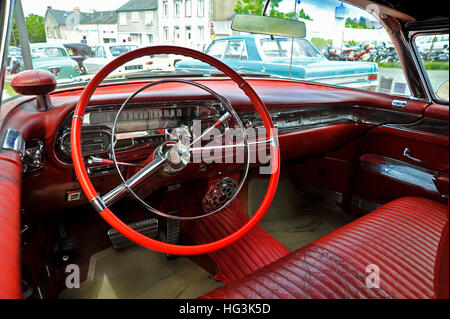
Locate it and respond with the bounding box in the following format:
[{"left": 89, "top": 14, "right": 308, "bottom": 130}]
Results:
[{"left": 379, "top": 67, "right": 448, "bottom": 95}]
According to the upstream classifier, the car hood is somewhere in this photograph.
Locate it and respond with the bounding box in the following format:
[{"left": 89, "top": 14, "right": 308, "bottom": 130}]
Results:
[
  {"left": 177, "top": 57, "right": 377, "bottom": 78},
  {"left": 32, "top": 57, "right": 76, "bottom": 68},
  {"left": 287, "top": 58, "right": 378, "bottom": 78}
]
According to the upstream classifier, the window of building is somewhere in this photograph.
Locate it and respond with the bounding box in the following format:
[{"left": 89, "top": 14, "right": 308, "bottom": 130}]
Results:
[
  {"left": 186, "top": 26, "right": 192, "bottom": 41},
  {"left": 163, "top": 26, "right": 169, "bottom": 41},
  {"left": 198, "top": 0, "right": 204, "bottom": 17},
  {"left": 163, "top": 1, "right": 169, "bottom": 17},
  {"left": 174, "top": 26, "right": 181, "bottom": 40},
  {"left": 145, "top": 11, "right": 154, "bottom": 25},
  {"left": 175, "top": 1, "right": 181, "bottom": 17},
  {"left": 185, "top": 0, "right": 192, "bottom": 17},
  {"left": 147, "top": 33, "right": 154, "bottom": 44},
  {"left": 131, "top": 11, "right": 139, "bottom": 22},
  {"left": 197, "top": 26, "right": 204, "bottom": 42},
  {"left": 119, "top": 12, "right": 127, "bottom": 25}
]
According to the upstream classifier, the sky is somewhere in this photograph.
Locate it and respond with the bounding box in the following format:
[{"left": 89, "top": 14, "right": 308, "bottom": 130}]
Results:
[
  {"left": 279, "top": 0, "right": 378, "bottom": 22},
  {"left": 22, "top": 0, "right": 377, "bottom": 23}
]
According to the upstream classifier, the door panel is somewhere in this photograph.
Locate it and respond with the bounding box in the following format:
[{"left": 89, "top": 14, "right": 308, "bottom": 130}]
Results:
[{"left": 351, "top": 106, "right": 449, "bottom": 213}]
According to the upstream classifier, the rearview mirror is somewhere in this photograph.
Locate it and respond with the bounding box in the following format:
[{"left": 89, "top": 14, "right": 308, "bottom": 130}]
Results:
[{"left": 231, "top": 14, "right": 306, "bottom": 38}]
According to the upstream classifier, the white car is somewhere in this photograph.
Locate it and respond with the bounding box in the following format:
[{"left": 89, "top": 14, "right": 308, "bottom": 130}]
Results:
[
  {"left": 83, "top": 44, "right": 157, "bottom": 75},
  {"left": 416, "top": 34, "right": 449, "bottom": 52}
]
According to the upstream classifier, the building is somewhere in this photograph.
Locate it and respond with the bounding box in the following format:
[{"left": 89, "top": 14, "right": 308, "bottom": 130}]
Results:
[
  {"left": 44, "top": 7, "right": 118, "bottom": 45},
  {"left": 44, "top": 1, "right": 238, "bottom": 50},
  {"left": 157, "top": 0, "right": 237, "bottom": 52},
  {"left": 210, "top": 0, "right": 238, "bottom": 38},
  {"left": 117, "top": 0, "right": 159, "bottom": 46}
]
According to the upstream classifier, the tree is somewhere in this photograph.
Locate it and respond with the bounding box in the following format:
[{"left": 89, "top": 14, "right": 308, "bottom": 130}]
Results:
[
  {"left": 345, "top": 16, "right": 374, "bottom": 29},
  {"left": 26, "top": 14, "right": 46, "bottom": 43},
  {"left": 235, "top": 0, "right": 312, "bottom": 20},
  {"left": 10, "top": 14, "right": 46, "bottom": 46}
]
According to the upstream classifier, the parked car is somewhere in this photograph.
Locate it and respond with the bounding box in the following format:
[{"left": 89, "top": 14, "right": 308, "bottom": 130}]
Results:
[
  {"left": 62, "top": 43, "right": 93, "bottom": 75},
  {"left": 83, "top": 44, "right": 157, "bottom": 75},
  {"left": 176, "top": 35, "right": 379, "bottom": 91},
  {"left": 6, "top": 45, "right": 24, "bottom": 75},
  {"left": 30, "top": 43, "right": 81, "bottom": 81}
]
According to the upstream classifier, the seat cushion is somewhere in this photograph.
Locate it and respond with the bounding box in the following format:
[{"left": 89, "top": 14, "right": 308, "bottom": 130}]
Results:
[{"left": 200, "top": 197, "right": 449, "bottom": 299}]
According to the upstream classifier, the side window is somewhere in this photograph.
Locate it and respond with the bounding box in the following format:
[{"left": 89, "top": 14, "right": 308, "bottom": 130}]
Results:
[
  {"left": 224, "top": 40, "right": 248, "bottom": 60},
  {"left": 260, "top": 39, "right": 283, "bottom": 58},
  {"left": 414, "top": 33, "right": 449, "bottom": 101},
  {"left": 94, "top": 46, "right": 106, "bottom": 58},
  {"left": 206, "top": 40, "right": 228, "bottom": 59}
]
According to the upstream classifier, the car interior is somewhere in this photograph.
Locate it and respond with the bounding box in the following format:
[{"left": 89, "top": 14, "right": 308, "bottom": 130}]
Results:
[{"left": 0, "top": 0, "right": 448, "bottom": 299}]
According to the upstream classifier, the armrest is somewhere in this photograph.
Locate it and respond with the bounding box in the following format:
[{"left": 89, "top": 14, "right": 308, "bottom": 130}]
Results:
[{"left": 434, "top": 173, "right": 449, "bottom": 199}]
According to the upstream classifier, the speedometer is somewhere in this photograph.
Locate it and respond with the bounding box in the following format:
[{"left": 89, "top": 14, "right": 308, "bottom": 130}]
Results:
[{"left": 54, "top": 100, "right": 225, "bottom": 164}]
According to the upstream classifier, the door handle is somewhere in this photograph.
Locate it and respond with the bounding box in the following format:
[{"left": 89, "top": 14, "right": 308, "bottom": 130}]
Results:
[{"left": 403, "top": 148, "right": 427, "bottom": 164}]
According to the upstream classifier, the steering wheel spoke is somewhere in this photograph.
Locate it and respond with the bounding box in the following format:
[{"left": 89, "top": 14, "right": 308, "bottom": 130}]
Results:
[{"left": 102, "top": 153, "right": 168, "bottom": 207}]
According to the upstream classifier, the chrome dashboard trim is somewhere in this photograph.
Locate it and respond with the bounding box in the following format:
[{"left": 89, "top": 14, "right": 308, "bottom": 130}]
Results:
[
  {"left": 386, "top": 118, "right": 449, "bottom": 137},
  {"left": 240, "top": 104, "right": 422, "bottom": 133},
  {"left": 2, "top": 128, "right": 25, "bottom": 159}
]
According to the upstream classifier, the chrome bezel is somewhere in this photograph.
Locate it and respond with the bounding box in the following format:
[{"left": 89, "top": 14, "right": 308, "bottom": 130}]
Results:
[{"left": 2, "top": 128, "right": 25, "bottom": 159}]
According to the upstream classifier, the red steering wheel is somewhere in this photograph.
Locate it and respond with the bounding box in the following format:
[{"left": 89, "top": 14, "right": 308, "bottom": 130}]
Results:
[{"left": 71, "top": 46, "right": 280, "bottom": 255}]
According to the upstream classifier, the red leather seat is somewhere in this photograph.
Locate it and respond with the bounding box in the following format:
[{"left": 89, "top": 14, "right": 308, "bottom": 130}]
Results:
[{"left": 200, "top": 197, "right": 449, "bottom": 299}]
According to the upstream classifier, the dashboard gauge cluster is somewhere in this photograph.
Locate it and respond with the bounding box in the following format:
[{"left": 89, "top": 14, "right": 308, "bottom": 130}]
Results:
[{"left": 54, "top": 100, "right": 225, "bottom": 165}]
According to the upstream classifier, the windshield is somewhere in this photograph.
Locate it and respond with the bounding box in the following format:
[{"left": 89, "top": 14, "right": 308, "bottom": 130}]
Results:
[
  {"left": 3, "top": 0, "right": 447, "bottom": 104},
  {"left": 31, "top": 47, "right": 68, "bottom": 58},
  {"left": 259, "top": 38, "right": 322, "bottom": 59},
  {"left": 109, "top": 45, "right": 139, "bottom": 57}
]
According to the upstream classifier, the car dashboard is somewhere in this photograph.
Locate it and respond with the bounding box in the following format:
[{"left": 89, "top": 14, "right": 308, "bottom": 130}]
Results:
[{"left": 3, "top": 77, "right": 444, "bottom": 214}]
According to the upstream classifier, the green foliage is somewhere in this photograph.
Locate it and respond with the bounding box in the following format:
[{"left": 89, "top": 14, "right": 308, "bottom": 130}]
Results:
[
  {"left": 311, "top": 37, "right": 332, "bottom": 48},
  {"left": 346, "top": 40, "right": 360, "bottom": 46},
  {"left": 235, "top": 0, "right": 312, "bottom": 21},
  {"left": 10, "top": 14, "right": 46, "bottom": 46},
  {"left": 377, "top": 61, "right": 449, "bottom": 70},
  {"left": 345, "top": 17, "right": 374, "bottom": 29},
  {"left": 298, "top": 9, "right": 312, "bottom": 21}
]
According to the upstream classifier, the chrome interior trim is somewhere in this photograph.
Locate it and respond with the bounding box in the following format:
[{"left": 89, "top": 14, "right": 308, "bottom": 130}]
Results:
[
  {"left": 360, "top": 154, "right": 439, "bottom": 193},
  {"left": 300, "top": 181, "right": 344, "bottom": 204},
  {"left": 241, "top": 104, "right": 421, "bottom": 133},
  {"left": 90, "top": 196, "right": 107, "bottom": 213},
  {"left": 351, "top": 196, "right": 382, "bottom": 212},
  {"left": 2, "top": 128, "right": 25, "bottom": 158},
  {"left": 386, "top": 117, "right": 449, "bottom": 137}
]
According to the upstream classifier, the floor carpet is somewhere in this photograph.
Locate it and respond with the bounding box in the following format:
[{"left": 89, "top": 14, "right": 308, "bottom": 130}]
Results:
[{"left": 59, "top": 246, "right": 223, "bottom": 299}]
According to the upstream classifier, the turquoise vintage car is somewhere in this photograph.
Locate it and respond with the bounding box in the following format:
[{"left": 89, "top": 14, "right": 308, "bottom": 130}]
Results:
[
  {"left": 176, "top": 35, "right": 379, "bottom": 91},
  {"left": 30, "top": 43, "right": 81, "bottom": 82}
]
